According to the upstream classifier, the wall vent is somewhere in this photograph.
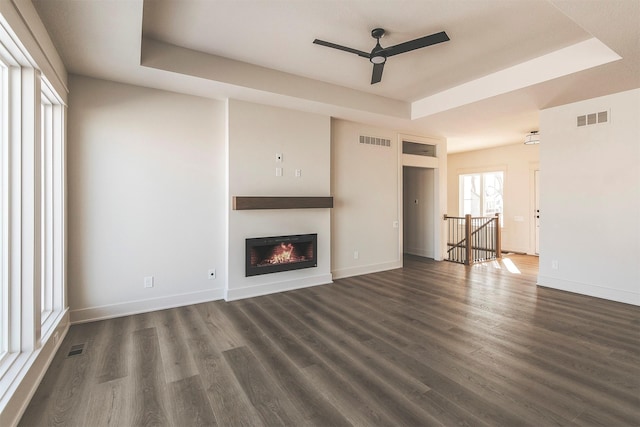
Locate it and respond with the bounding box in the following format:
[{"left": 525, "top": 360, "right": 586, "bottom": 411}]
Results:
[
  {"left": 577, "top": 110, "right": 608, "bottom": 127},
  {"left": 597, "top": 111, "right": 608, "bottom": 123},
  {"left": 359, "top": 135, "right": 391, "bottom": 147}
]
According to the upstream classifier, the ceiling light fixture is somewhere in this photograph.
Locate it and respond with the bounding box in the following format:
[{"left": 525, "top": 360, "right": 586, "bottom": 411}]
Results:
[
  {"left": 524, "top": 131, "right": 540, "bottom": 145},
  {"left": 370, "top": 52, "right": 386, "bottom": 64},
  {"left": 370, "top": 40, "right": 386, "bottom": 64}
]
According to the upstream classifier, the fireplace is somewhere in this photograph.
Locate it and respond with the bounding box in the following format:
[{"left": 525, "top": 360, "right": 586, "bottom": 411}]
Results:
[{"left": 246, "top": 234, "right": 317, "bottom": 277}]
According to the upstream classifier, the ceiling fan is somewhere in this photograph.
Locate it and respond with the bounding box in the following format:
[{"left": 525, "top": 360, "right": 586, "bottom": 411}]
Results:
[{"left": 313, "top": 28, "right": 450, "bottom": 84}]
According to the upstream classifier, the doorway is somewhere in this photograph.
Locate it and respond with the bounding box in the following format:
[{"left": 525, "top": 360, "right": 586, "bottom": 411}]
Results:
[{"left": 403, "top": 166, "right": 436, "bottom": 259}]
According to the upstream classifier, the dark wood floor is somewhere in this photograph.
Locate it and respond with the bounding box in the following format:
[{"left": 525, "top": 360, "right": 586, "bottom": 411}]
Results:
[{"left": 20, "top": 255, "right": 640, "bottom": 426}]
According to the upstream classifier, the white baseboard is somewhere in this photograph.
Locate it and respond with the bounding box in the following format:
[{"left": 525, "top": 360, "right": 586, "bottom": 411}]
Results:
[
  {"left": 225, "top": 274, "right": 333, "bottom": 301},
  {"left": 404, "top": 247, "right": 434, "bottom": 259},
  {"left": 332, "top": 260, "right": 402, "bottom": 280},
  {"left": 69, "top": 288, "right": 225, "bottom": 324},
  {"left": 537, "top": 275, "right": 640, "bottom": 306}
]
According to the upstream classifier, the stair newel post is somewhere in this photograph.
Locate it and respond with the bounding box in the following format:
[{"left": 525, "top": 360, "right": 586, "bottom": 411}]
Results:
[
  {"left": 495, "top": 213, "right": 502, "bottom": 259},
  {"left": 465, "top": 214, "right": 472, "bottom": 265}
]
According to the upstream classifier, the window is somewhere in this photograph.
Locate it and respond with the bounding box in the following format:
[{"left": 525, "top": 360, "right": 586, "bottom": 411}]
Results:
[
  {"left": 460, "top": 171, "right": 504, "bottom": 220},
  {"left": 0, "top": 15, "right": 66, "bottom": 402},
  {"left": 0, "top": 57, "right": 7, "bottom": 365}
]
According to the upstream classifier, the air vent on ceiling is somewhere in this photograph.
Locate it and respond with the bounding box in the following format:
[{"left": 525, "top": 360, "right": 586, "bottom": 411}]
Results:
[
  {"left": 577, "top": 110, "right": 608, "bottom": 127},
  {"left": 360, "top": 135, "right": 391, "bottom": 147}
]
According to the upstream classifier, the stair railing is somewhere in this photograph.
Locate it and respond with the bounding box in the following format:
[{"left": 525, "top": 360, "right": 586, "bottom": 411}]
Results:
[{"left": 444, "top": 213, "right": 502, "bottom": 265}]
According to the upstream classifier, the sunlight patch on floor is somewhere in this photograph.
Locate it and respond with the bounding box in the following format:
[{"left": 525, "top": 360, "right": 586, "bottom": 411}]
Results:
[{"left": 502, "top": 258, "right": 521, "bottom": 274}]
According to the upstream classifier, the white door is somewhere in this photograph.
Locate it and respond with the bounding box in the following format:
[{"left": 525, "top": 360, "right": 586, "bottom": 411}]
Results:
[{"left": 535, "top": 169, "right": 540, "bottom": 255}]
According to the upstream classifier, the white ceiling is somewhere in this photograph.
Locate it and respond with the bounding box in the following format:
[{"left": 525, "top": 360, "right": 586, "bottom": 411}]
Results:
[{"left": 33, "top": 0, "right": 640, "bottom": 153}]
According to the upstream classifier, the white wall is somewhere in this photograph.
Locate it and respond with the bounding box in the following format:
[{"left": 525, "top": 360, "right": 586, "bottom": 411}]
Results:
[
  {"left": 539, "top": 88, "right": 640, "bottom": 306},
  {"left": 447, "top": 143, "right": 540, "bottom": 254},
  {"left": 331, "top": 119, "right": 402, "bottom": 278},
  {"left": 67, "top": 75, "right": 227, "bottom": 322},
  {"left": 403, "top": 167, "right": 435, "bottom": 258},
  {"left": 227, "top": 100, "right": 332, "bottom": 299}
]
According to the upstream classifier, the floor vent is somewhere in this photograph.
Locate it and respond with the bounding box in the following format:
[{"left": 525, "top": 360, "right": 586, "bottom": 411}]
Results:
[
  {"left": 67, "top": 343, "right": 85, "bottom": 357},
  {"left": 360, "top": 135, "right": 391, "bottom": 147},
  {"left": 577, "top": 110, "right": 608, "bottom": 127}
]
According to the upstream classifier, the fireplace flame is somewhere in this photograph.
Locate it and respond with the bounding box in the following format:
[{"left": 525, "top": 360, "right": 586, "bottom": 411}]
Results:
[
  {"left": 272, "top": 242, "right": 294, "bottom": 263},
  {"left": 258, "top": 242, "right": 307, "bottom": 265}
]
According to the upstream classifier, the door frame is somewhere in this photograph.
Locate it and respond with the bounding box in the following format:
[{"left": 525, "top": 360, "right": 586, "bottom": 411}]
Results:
[{"left": 529, "top": 163, "right": 540, "bottom": 255}]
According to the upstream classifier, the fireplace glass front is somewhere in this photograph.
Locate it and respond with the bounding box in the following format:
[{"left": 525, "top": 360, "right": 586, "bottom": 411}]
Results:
[{"left": 245, "top": 234, "right": 317, "bottom": 277}]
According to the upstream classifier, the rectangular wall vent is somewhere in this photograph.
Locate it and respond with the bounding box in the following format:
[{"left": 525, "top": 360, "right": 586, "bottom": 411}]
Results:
[
  {"left": 577, "top": 115, "right": 586, "bottom": 127},
  {"left": 577, "top": 110, "right": 608, "bottom": 127},
  {"left": 597, "top": 111, "right": 608, "bottom": 123},
  {"left": 359, "top": 135, "right": 391, "bottom": 147}
]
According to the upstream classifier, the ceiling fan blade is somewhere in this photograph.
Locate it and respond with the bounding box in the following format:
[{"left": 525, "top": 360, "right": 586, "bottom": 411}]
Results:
[
  {"left": 313, "top": 39, "right": 369, "bottom": 58},
  {"left": 385, "top": 31, "right": 449, "bottom": 57},
  {"left": 371, "top": 62, "right": 385, "bottom": 84}
]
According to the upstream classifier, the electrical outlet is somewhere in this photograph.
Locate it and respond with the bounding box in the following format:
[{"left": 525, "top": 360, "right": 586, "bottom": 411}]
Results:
[
  {"left": 393, "top": 220, "right": 399, "bottom": 228},
  {"left": 551, "top": 260, "right": 559, "bottom": 270},
  {"left": 276, "top": 167, "right": 283, "bottom": 177},
  {"left": 208, "top": 269, "right": 216, "bottom": 279},
  {"left": 354, "top": 250, "right": 359, "bottom": 260},
  {"left": 144, "top": 276, "right": 154, "bottom": 288},
  {"left": 295, "top": 169, "right": 302, "bottom": 177}
]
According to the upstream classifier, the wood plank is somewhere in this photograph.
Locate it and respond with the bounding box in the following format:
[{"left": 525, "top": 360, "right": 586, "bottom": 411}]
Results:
[
  {"left": 194, "top": 300, "right": 248, "bottom": 350},
  {"left": 153, "top": 308, "right": 199, "bottom": 383},
  {"left": 232, "top": 196, "right": 333, "bottom": 210},
  {"left": 167, "top": 375, "right": 218, "bottom": 427},
  {"left": 96, "top": 315, "right": 130, "bottom": 383},
  {"left": 131, "top": 327, "right": 170, "bottom": 427},
  {"left": 222, "top": 346, "right": 304, "bottom": 426},
  {"left": 82, "top": 378, "right": 131, "bottom": 426}
]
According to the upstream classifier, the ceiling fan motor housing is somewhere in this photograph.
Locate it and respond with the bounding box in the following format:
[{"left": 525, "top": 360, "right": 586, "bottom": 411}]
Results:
[{"left": 371, "top": 28, "right": 385, "bottom": 39}]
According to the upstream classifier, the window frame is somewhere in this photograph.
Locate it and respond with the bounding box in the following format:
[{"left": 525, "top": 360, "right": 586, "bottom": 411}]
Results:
[
  {"left": 0, "top": 48, "right": 8, "bottom": 368},
  {"left": 39, "top": 78, "right": 64, "bottom": 336}
]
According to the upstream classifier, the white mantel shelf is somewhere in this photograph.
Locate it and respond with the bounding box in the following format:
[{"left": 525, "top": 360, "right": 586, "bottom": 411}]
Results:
[{"left": 232, "top": 196, "right": 334, "bottom": 210}]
